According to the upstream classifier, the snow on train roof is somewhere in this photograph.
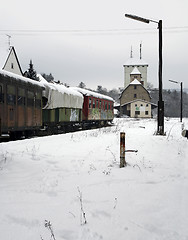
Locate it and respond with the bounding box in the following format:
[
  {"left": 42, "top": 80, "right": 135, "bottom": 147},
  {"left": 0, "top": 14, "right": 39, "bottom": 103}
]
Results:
[
  {"left": 71, "top": 87, "right": 114, "bottom": 102},
  {"left": 0, "top": 69, "right": 44, "bottom": 88},
  {"left": 37, "top": 74, "right": 83, "bottom": 109}
]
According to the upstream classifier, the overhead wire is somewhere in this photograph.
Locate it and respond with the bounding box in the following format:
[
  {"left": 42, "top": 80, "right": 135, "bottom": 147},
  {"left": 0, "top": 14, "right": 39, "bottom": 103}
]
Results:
[{"left": 0, "top": 26, "right": 188, "bottom": 36}]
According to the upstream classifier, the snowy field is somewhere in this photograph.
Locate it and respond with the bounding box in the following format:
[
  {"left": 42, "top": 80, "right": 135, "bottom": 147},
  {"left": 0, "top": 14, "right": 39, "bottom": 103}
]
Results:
[{"left": 0, "top": 118, "right": 188, "bottom": 240}]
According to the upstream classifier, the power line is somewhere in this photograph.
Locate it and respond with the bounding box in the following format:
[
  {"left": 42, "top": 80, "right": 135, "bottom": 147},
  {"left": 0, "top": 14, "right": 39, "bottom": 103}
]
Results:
[{"left": 0, "top": 26, "right": 187, "bottom": 36}]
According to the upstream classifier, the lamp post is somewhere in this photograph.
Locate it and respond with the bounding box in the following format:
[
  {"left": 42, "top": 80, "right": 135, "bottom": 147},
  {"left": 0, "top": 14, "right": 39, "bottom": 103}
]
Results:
[
  {"left": 125, "top": 14, "right": 164, "bottom": 135},
  {"left": 169, "top": 80, "right": 183, "bottom": 122}
]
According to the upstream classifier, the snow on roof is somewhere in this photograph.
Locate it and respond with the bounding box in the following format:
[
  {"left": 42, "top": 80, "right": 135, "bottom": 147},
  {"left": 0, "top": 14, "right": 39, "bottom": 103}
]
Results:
[
  {"left": 71, "top": 87, "right": 114, "bottom": 102},
  {"left": 130, "top": 79, "right": 142, "bottom": 85},
  {"left": 0, "top": 69, "right": 44, "bottom": 88},
  {"left": 130, "top": 67, "right": 141, "bottom": 75},
  {"left": 37, "top": 74, "right": 84, "bottom": 109},
  {"left": 124, "top": 57, "right": 148, "bottom": 66}
]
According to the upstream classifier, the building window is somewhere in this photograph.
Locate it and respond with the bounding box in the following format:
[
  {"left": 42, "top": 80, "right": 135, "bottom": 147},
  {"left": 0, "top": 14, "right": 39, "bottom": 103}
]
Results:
[
  {"left": 145, "top": 111, "right": 149, "bottom": 115},
  {"left": 134, "top": 94, "right": 137, "bottom": 98},
  {"left": 146, "top": 104, "right": 148, "bottom": 107},
  {"left": 135, "top": 111, "right": 140, "bottom": 115},
  {"left": 134, "top": 85, "right": 137, "bottom": 89},
  {"left": 141, "top": 104, "right": 143, "bottom": 106},
  {"left": 11, "top": 63, "right": 14, "bottom": 69},
  {"left": 135, "top": 104, "right": 137, "bottom": 107}
]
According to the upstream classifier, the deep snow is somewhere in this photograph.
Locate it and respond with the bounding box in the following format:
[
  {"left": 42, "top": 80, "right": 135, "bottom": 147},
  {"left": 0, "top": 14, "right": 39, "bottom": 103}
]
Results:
[{"left": 0, "top": 118, "right": 188, "bottom": 240}]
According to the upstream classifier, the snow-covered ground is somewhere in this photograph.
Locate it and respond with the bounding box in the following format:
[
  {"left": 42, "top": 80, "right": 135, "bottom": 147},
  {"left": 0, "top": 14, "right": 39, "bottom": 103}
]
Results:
[{"left": 0, "top": 118, "right": 188, "bottom": 240}]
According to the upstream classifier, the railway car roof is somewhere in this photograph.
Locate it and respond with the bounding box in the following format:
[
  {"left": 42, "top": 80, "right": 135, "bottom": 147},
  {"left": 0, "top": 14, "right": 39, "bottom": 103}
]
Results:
[
  {"left": 37, "top": 74, "right": 83, "bottom": 109},
  {"left": 0, "top": 69, "right": 44, "bottom": 88},
  {"left": 71, "top": 87, "right": 114, "bottom": 102}
]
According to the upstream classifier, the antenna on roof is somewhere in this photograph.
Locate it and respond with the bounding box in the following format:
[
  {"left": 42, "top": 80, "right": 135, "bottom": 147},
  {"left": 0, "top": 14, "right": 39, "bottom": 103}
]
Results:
[
  {"left": 6, "top": 34, "right": 11, "bottom": 50},
  {"left": 140, "top": 42, "right": 142, "bottom": 59},
  {"left": 130, "top": 46, "right": 133, "bottom": 58}
]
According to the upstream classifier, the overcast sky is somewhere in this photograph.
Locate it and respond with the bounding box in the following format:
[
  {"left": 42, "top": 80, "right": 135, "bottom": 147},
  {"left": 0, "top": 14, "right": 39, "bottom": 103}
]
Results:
[{"left": 0, "top": 0, "right": 188, "bottom": 90}]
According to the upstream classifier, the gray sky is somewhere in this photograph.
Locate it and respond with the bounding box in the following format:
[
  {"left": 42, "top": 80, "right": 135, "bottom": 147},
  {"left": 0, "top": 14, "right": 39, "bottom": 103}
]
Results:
[{"left": 0, "top": 0, "right": 188, "bottom": 90}]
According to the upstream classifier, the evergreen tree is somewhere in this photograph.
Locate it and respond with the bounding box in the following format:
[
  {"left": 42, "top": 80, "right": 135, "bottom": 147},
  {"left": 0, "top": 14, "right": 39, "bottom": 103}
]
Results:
[
  {"left": 42, "top": 73, "right": 54, "bottom": 82},
  {"left": 78, "top": 82, "right": 86, "bottom": 88},
  {"left": 25, "top": 60, "right": 38, "bottom": 81}
]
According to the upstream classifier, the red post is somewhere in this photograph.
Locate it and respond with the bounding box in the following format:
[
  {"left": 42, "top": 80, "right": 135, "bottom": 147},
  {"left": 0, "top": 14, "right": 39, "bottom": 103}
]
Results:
[{"left": 120, "top": 132, "right": 126, "bottom": 168}]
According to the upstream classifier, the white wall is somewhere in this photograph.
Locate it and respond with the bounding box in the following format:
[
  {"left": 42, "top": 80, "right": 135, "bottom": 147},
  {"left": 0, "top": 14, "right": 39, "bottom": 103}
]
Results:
[
  {"left": 3, "top": 50, "right": 22, "bottom": 76},
  {"left": 124, "top": 65, "right": 148, "bottom": 89}
]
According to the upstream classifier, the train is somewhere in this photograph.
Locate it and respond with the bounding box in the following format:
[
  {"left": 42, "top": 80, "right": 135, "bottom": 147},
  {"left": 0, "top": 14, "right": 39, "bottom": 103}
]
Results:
[{"left": 0, "top": 70, "right": 114, "bottom": 140}]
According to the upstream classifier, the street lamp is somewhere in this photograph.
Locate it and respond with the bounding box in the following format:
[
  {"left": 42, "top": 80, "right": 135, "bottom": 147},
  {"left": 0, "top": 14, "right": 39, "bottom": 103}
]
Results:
[
  {"left": 169, "top": 80, "right": 183, "bottom": 122},
  {"left": 125, "top": 14, "right": 164, "bottom": 135}
]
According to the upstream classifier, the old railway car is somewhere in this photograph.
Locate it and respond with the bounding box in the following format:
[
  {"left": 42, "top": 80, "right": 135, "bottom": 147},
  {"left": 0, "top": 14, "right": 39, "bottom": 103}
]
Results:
[
  {"left": 38, "top": 74, "right": 84, "bottom": 133},
  {"left": 0, "top": 70, "right": 44, "bottom": 139},
  {"left": 72, "top": 87, "right": 114, "bottom": 126}
]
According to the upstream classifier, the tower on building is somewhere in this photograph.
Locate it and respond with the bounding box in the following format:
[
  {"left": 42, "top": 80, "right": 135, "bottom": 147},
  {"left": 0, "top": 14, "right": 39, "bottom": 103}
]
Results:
[{"left": 123, "top": 45, "right": 148, "bottom": 89}]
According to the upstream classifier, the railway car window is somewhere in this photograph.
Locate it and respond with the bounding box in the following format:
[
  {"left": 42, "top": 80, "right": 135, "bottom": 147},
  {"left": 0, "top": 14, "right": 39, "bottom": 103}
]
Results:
[
  {"left": 27, "top": 91, "right": 34, "bottom": 106},
  {"left": 18, "top": 88, "right": 25, "bottom": 105},
  {"left": 35, "top": 91, "right": 41, "bottom": 108},
  {"left": 89, "top": 98, "right": 92, "bottom": 108},
  {"left": 7, "top": 85, "right": 16, "bottom": 105},
  {"left": 96, "top": 99, "right": 98, "bottom": 108},
  {"left": 101, "top": 101, "right": 104, "bottom": 109},
  {"left": 105, "top": 102, "right": 107, "bottom": 110},
  {"left": 108, "top": 102, "right": 111, "bottom": 110},
  {"left": 99, "top": 100, "right": 101, "bottom": 109},
  {"left": 93, "top": 99, "right": 95, "bottom": 108},
  {"left": 0, "top": 85, "right": 3, "bottom": 103}
]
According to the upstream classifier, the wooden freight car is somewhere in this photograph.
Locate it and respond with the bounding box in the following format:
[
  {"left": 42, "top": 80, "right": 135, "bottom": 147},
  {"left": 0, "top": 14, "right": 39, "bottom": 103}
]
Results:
[{"left": 0, "top": 70, "right": 44, "bottom": 139}]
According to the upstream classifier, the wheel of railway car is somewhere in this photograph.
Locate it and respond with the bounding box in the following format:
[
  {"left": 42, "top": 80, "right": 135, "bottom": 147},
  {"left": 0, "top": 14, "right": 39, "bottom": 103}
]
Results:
[
  {"left": 25, "top": 130, "right": 35, "bottom": 139},
  {"left": 10, "top": 131, "right": 22, "bottom": 140}
]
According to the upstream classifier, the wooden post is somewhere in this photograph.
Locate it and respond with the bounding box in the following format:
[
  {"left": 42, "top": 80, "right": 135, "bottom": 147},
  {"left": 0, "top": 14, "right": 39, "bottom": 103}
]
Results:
[{"left": 120, "top": 132, "right": 126, "bottom": 168}]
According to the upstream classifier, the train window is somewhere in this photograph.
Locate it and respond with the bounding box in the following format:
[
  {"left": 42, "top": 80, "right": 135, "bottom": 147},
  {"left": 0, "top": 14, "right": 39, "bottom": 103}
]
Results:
[
  {"left": 89, "top": 98, "right": 92, "bottom": 108},
  {"left": 93, "top": 99, "right": 95, "bottom": 108},
  {"left": 27, "top": 91, "right": 34, "bottom": 106},
  {"left": 7, "top": 85, "right": 16, "bottom": 105},
  {"left": 35, "top": 92, "right": 41, "bottom": 108},
  {"left": 102, "top": 101, "right": 104, "bottom": 109},
  {"left": 0, "top": 85, "right": 3, "bottom": 103},
  {"left": 108, "top": 102, "right": 111, "bottom": 110},
  {"left": 96, "top": 99, "right": 98, "bottom": 108},
  {"left": 105, "top": 102, "right": 107, "bottom": 110},
  {"left": 99, "top": 100, "right": 102, "bottom": 109},
  {"left": 18, "top": 88, "right": 25, "bottom": 105}
]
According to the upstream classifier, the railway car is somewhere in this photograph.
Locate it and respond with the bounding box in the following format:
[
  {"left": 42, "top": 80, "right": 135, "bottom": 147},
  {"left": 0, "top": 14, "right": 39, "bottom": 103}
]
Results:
[
  {"left": 38, "top": 74, "right": 84, "bottom": 133},
  {"left": 0, "top": 70, "right": 44, "bottom": 139},
  {"left": 71, "top": 87, "right": 114, "bottom": 126}
]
